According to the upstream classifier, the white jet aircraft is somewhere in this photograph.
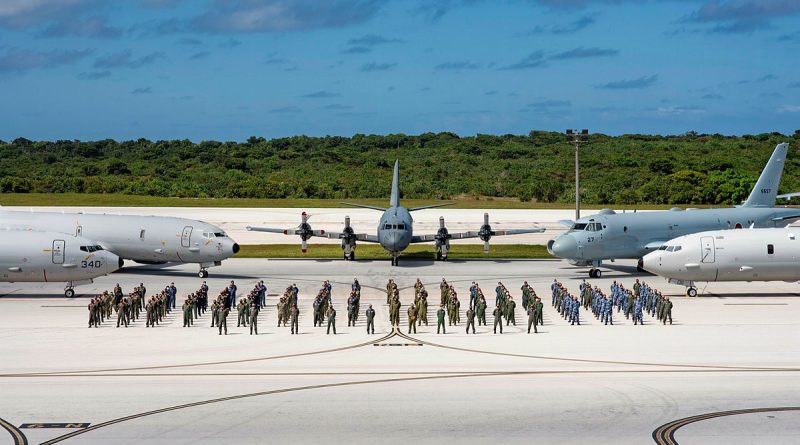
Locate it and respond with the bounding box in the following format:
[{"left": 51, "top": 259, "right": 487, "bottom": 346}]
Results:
[
  {"left": 642, "top": 227, "right": 800, "bottom": 296},
  {"left": 0, "top": 209, "right": 239, "bottom": 278},
  {"left": 0, "top": 230, "right": 120, "bottom": 297}
]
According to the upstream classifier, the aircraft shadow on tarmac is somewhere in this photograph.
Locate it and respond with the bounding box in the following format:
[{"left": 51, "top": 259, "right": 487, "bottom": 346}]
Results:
[{"left": 118, "top": 266, "right": 256, "bottom": 280}]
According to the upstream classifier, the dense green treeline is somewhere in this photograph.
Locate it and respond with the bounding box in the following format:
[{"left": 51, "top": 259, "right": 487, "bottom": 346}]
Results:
[{"left": 1, "top": 130, "right": 799, "bottom": 205}]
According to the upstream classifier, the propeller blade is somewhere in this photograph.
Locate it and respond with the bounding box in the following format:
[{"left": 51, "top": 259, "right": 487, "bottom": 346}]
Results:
[
  {"left": 439, "top": 216, "right": 445, "bottom": 229},
  {"left": 484, "top": 212, "right": 489, "bottom": 225},
  {"left": 345, "top": 215, "right": 351, "bottom": 228},
  {"left": 301, "top": 239, "right": 308, "bottom": 253},
  {"left": 484, "top": 241, "right": 490, "bottom": 254}
]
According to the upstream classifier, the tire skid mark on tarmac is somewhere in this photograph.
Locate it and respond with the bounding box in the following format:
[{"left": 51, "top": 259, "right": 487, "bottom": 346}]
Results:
[
  {"left": 651, "top": 407, "right": 800, "bottom": 445},
  {"left": 3, "top": 368, "right": 798, "bottom": 379},
  {"left": 39, "top": 371, "right": 506, "bottom": 444},
  {"left": 393, "top": 331, "right": 800, "bottom": 372},
  {"left": 0, "top": 416, "right": 27, "bottom": 445},
  {"left": 0, "top": 330, "right": 398, "bottom": 378}
]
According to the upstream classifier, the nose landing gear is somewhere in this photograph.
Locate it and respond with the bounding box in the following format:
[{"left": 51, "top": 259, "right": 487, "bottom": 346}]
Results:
[{"left": 686, "top": 287, "right": 697, "bottom": 298}]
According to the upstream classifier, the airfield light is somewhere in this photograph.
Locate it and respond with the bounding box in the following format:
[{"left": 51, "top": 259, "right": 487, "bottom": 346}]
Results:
[{"left": 566, "top": 129, "right": 589, "bottom": 220}]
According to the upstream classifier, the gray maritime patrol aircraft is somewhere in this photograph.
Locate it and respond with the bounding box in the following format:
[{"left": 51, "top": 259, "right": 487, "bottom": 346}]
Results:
[
  {"left": 0, "top": 209, "right": 239, "bottom": 280},
  {"left": 247, "top": 160, "right": 545, "bottom": 265},
  {"left": 0, "top": 230, "right": 120, "bottom": 297},
  {"left": 547, "top": 142, "right": 800, "bottom": 278}
]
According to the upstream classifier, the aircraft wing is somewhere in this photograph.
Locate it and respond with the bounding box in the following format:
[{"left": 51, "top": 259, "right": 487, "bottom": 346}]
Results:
[
  {"left": 321, "top": 231, "right": 381, "bottom": 243},
  {"left": 771, "top": 215, "right": 800, "bottom": 223},
  {"left": 246, "top": 226, "right": 380, "bottom": 242},
  {"left": 558, "top": 219, "right": 575, "bottom": 227},
  {"left": 777, "top": 192, "right": 800, "bottom": 200},
  {"left": 246, "top": 226, "right": 329, "bottom": 238},
  {"left": 410, "top": 228, "right": 544, "bottom": 243}
]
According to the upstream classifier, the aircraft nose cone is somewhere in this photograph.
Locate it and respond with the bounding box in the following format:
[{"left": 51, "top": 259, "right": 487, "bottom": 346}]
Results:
[
  {"left": 550, "top": 236, "right": 578, "bottom": 258},
  {"left": 387, "top": 232, "right": 400, "bottom": 251},
  {"left": 641, "top": 252, "right": 659, "bottom": 274},
  {"left": 232, "top": 243, "right": 240, "bottom": 254}
]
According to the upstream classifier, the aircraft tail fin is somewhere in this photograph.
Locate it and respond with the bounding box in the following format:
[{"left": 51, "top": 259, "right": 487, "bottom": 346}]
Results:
[
  {"left": 742, "top": 142, "right": 789, "bottom": 207},
  {"left": 389, "top": 159, "right": 400, "bottom": 207}
]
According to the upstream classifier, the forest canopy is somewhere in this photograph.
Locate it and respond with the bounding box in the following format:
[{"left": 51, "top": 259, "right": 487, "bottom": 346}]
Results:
[{"left": 1, "top": 131, "right": 798, "bottom": 205}]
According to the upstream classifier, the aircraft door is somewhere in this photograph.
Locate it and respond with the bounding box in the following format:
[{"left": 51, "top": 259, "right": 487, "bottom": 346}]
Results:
[
  {"left": 181, "top": 226, "right": 193, "bottom": 248},
  {"left": 700, "top": 236, "right": 715, "bottom": 263},
  {"left": 52, "top": 240, "right": 65, "bottom": 264}
]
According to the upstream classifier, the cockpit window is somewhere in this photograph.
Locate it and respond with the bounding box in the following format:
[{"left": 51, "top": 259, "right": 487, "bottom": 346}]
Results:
[
  {"left": 569, "top": 223, "right": 588, "bottom": 232},
  {"left": 214, "top": 232, "right": 226, "bottom": 237},
  {"left": 658, "top": 245, "right": 668, "bottom": 251},
  {"left": 674, "top": 246, "right": 682, "bottom": 252},
  {"left": 80, "top": 245, "right": 104, "bottom": 252},
  {"left": 384, "top": 224, "right": 391, "bottom": 230},
  {"left": 398, "top": 224, "right": 405, "bottom": 230}
]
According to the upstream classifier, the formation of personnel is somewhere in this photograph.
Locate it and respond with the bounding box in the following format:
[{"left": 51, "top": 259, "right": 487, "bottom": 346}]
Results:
[
  {"left": 88, "top": 278, "right": 675, "bottom": 333},
  {"left": 277, "top": 284, "right": 299, "bottom": 327},
  {"left": 347, "top": 278, "right": 361, "bottom": 327},
  {"left": 439, "top": 278, "right": 461, "bottom": 326},
  {"left": 312, "top": 281, "right": 332, "bottom": 328}
]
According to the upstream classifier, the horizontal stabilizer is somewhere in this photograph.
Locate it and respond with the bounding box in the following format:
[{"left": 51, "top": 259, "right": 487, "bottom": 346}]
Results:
[
  {"left": 777, "top": 192, "right": 800, "bottom": 200},
  {"left": 338, "top": 202, "right": 387, "bottom": 211},
  {"left": 408, "top": 203, "right": 455, "bottom": 212}
]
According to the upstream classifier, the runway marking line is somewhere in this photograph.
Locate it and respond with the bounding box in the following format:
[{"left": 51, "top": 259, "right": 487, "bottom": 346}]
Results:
[
  {"left": 0, "top": 416, "right": 27, "bottom": 445},
  {"left": 652, "top": 406, "right": 800, "bottom": 445}
]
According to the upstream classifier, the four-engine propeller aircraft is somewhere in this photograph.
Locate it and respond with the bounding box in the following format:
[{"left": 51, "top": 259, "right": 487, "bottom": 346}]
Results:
[
  {"left": 247, "top": 160, "right": 545, "bottom": 265},
  {"left": 0, "top": 230, "right": 121, "bottom": 297},
  {"left": 547, "top": 142, "right": 800, "bottom": 278}
]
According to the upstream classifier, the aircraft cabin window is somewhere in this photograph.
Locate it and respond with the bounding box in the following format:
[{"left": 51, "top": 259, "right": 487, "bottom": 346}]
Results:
[
  {"left": 140, "top": 229, "right": 146, "bottom": 240},
  {"left": 767, "top": 244, "right": 774, "bottom": 255},
  {"left": 623, "top": 226, "right": 628, "bottom": 233}
]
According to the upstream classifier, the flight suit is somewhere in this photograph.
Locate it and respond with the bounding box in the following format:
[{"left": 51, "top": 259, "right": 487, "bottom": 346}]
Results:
[
  {"left": 465, "top": 308, "right": 476, "bottom": 334},
  {"left": 506, "top": 299, "right": 516, "bottom": 326},
  {"left": 219, "top": 307, "right": 229, "bottom": 335},
  {"left": 527, "top": 305, "right": 537, "bottom": 334},
  {"left": 365, "top": 308, "right": 375, "bottom": 334},
  {"left": 290, "top": 306, "right": 299, "bottom": 334},
  {"left": 437, "top": 308, "right": 446, "bottom": 334},
  {"left": 407, "top": 305, "right": 417, "bottom": 334},
  {"left": 477, "top": 299, "right": 487, "bottom": 326},
  {"left": 493, "top": 307, "right": 503, "bottom": 334},
  {"left": 249, "top": 304, "right": 259, "bottom": 335},
  {"left": 326, "top": 307, "right": 337, "bottom": 334}
]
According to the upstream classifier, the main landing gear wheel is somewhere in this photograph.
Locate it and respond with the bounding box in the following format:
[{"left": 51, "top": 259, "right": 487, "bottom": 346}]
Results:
[
  {"left": 686, "top": 287, "right": 697, "bottom": 298},
  {"left": 199, "top": 269, "right": 209, "bottom": 278},
  {"left": 64, "top": 288, "right": 75, "bottom": 298},
  {"left": 349, "top": 252, "right": 355, "bottom": 261},
  {"left": 589, "top": 268, "right": 602, "bottom": 278},
  {"left": 436, "top": 251, "right": 442, "bottom": 261}
]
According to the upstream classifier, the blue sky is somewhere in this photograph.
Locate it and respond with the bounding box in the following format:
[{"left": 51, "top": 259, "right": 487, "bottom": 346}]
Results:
[{"left": 0, "top": 0, "right": 798, "bottom": 141}]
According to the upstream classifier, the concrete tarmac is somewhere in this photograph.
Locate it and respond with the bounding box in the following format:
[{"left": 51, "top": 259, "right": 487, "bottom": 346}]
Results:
[{"left": 1, "top": 258, "right": 799, "bottom": 444}]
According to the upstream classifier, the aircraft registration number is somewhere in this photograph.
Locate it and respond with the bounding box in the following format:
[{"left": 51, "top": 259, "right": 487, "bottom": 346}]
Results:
[{"left": 81, "top": 260, "right": 103, "bottom": 268}]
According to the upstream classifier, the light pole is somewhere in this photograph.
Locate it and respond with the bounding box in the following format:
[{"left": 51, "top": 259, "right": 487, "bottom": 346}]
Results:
[{"left": 566, "top": 129, "right": 589, "bottom": 220}]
